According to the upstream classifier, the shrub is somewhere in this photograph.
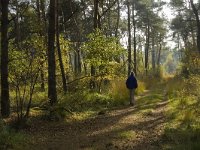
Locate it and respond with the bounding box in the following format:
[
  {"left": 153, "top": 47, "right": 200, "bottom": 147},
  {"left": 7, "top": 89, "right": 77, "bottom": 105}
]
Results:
[
  {"left": 164, "top": 74, "right": 200, "bottom": 149},
  {"left": 0, "top": 119, "right": 29, "bottom": 149}
]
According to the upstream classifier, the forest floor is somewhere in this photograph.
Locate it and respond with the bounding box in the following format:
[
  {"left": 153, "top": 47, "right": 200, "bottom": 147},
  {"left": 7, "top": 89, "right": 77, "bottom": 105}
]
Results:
[{"left": 26, "top": 88, "right": 169, "bottom": 150}]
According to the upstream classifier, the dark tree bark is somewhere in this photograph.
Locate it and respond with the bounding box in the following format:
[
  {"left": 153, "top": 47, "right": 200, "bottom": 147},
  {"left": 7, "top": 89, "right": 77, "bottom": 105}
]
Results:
[
  {"left": 36, "top": 0, "right": 45, "bottom": 91},
  {"left": 56, "top": 0, "right": 67, "bottom": 93},
  {"left": 1, "top": 0, "right": 10, "bottom": 118},
  {"left": 90, "top": 0, "right": 100, "bottom": 89},
  {"left": 157, "top": 41, "right": 162, "bottom": 67},
  {"left": 127, "top": 1, "right": 131, "bottom": 77},
  {"left": 115, "top": 0, "right": 120, "bottom": 38},
  {"left": 114, "top": 0, "right": 120, "bottom": 63},
  {"left": 145, "top": 21, "right": 150, "bottom": 75},
  {"left": 48, "top": 0, "right": 57, "bottom": 106},
  {"left": 190, "top": 0, "right": 200, "bottom": 53},
  {"left": 74, "top": 43, "right": 82, "bottom": 75},
  {"left": 94, "top": 0, "right": 100, "bottom": 29},
  {"left": 132, "top": 1, "right": 137, "bottom": 75},
  {"left": 152, "top": 35, "right": 156, "bottom": 71}
]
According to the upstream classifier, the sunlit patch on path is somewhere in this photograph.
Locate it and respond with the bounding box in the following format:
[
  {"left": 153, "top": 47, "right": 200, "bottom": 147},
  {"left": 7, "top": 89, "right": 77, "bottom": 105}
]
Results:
[{"left": 28, "top": 89, "right": 168, "bottom": 150}]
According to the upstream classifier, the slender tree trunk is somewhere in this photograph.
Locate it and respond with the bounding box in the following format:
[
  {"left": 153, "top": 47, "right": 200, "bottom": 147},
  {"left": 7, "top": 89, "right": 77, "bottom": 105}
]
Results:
[
  {"left": 127, "top": 1, "right": 131, "bottom": 77},
  {"left": 152, "top": 35, "right": 156, "bottom": 71},
  {"left": 56, "top": 0, "right": 67, "bottom": 93},
  {"left": 74, "top": 43, "right": 82, "bottom": 76},
  {"left": 94, "top": 0, "right": 99, "bottom": 29},
  {"left": 114, "top": 0, "right": 120, "bottom": 63},
  {"left": 90, "top": 0, "right": 99, "bottom": 89},
  {"left": 107, "top": 0, "right": 111, "bottom": 36},
  {"left": 115, "top": 0, "right": 120, "bottom": 38},
  {"left": 15, "top": 1, "right": 20, "bottom": 47},
  {"left": 145, "top": 22, "right": 150, "bottom": 75},
  {"left": 132, "top": 1, "right": 137, "bottom": 75},
  {"left": 157, "top": 40, "right": 162, "bottom": 67},
  {"left": 190, "top": 0, "right": 200, "bottom": 53},
  {"left": 48, "top": 0, "right": 57, "bottom": 106},
  {"left": 1, "top": 0, "right": 10, "bottom": 118},
  {"left": 77, "top": 48, "right": 82, "bottom": 74},
  {"left": 36, "top": 0, "right": 45, "bottom": 91}
]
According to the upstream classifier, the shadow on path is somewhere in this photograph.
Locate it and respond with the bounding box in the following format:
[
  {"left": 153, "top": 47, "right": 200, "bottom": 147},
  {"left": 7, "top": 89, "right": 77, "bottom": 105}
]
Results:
[{"left": 27, "top": 89, "right": 168, "bottom": 150}]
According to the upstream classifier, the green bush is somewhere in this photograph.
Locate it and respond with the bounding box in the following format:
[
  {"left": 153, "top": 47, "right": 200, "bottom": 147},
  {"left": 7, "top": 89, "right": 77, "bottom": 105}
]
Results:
[
  {"left": 164, "top": 74, "right": 200, "bottom": 149},
  {"left": 0, "top": 120, "right": 29, "bottom": 150}
]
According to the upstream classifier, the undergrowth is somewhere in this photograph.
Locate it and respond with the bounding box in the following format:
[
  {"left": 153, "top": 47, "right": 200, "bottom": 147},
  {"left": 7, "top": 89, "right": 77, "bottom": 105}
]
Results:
[
  {"left": 49, "top": 79, "right": 146, "bottom": 119},
  {"left": 0, "top": 119, "right": 29, "bottom": 150},
  {"left": 163, "top": 74, "right": 200, "bottom": 149}
]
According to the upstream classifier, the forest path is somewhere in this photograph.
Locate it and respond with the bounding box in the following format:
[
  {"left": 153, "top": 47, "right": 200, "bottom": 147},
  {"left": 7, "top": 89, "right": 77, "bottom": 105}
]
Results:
[{"left": 28, "top": 88, "right": 168, "bottom": 150}]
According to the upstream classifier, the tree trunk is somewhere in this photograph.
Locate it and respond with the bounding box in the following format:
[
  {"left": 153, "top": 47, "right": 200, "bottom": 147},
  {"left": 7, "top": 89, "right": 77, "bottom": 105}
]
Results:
[
  {"left": 77, "top": 49, "right": 82, "bottom": 74},
  {"left": 48, "top": 0, "right": 57, "bottom": 106},
  {"left": 114, "top": 0, "right": 120, "bottom": 63},
  {"left": 114, "top": 0, "right": 120, "bottom": 38},
  {"left": 145, "top": 22, "right": 150, "bottom": 75},
  {"left": 1, "top": 0, "right": 10, "bottom": 118},
  {"left": 15, "top": 1, "right": 20, "bottom": 47},
  {"left": 74, "top": 43, "right": 82, "bottom": 76},
  {"left": 107, "top": 0, "right": 111, "bottom": 36},
  {"left": 90, "top": 0, "right": 100, "bottom": 89},
  {"left": 152, "top": 35, "right": 156, "bottom": 71},
  {"left": 56, "top": 0, "right": 67, "bottom": 93},
  {"left": 127, "top": 1, "right": 131, "bottom": 77},
  {"left": 190, "top": 0, "right": 200, "bottom": 53},
  {"left": 36, "top": 0, "right": 45, "bottom": 91},
  {"left": 157, "top": 43, "right": 161, "bottom": 67},
  {"left": 94, "top": 0, "right": 100, "bottom": 29},
  {"left": 132, "top": 1, "right": 137, "bottom": 75}
]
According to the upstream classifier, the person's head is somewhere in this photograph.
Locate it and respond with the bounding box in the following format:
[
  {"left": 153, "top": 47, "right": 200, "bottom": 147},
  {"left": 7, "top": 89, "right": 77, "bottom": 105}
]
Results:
[{"left": 130, "top": 71, "right": 135, "bottom": 76}]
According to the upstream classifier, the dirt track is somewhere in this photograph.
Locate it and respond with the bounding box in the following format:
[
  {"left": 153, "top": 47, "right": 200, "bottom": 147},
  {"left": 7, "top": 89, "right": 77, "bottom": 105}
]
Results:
[{"left": 28, "top": 90, "right": 168, "bottom": 150}]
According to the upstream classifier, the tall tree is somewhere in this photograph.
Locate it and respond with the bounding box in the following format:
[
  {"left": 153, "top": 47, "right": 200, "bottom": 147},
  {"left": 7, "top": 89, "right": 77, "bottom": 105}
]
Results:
[
  {"left": 90, "top": 0, "right": 100, "bottom": 89},
  {"left": 132, "top": 0, "right": 137, "bottom": 75},
  {"left": 189, "top": 0, "right": 200, "bottom": 53},
  {"left": 36, "top": 0, "right": 45, "bottom": 91},
  {"left": 127, "top": 0, "right": 131, "bottom": 76},
  {"left": 48, "top": 0, "right": 57, "bottom": 106},
  {"left": 56, "top": 0, "right": 67, "bottom": 93},
  {"left": 1, "top": 0, "right": 10, "bottom": 117}
]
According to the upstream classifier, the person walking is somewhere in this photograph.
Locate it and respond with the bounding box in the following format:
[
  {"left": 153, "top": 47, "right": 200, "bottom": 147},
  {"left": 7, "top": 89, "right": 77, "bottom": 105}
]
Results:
[{"left": 126, "top": 72, "right": 138, "bottom": 106}]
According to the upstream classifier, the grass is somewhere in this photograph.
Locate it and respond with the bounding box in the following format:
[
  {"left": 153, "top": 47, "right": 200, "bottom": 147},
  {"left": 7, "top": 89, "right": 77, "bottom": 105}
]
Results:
[
  {"left": 163, "top": 74, "right": 200, "bottom": 149},
  {"left": 0, "top": 120, "right": 30, "bottom": 150},
  {"left": 118, "top": 130, "right": 137, "bottom": 139}
]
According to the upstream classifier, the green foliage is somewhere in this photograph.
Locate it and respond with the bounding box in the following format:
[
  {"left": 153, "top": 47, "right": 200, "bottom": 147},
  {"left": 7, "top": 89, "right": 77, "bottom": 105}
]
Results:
[
  {"left": 181, "top": 50, "right": 200, "bottom": 76},
  {"left": 82, "top": 29, "right": 124, "bottom": 66},
  {"left": 108, "top": 80, "right": 129, "bottom": 106},
  {"left": 164, "top": 127, "right": 200, "bottom": 150},
  {"left": 58, "top": 78, "right": 146, "bottom": 115},
  {"left": 0, "top": 120, "right": 29, "bottom": 150},
  {"left": 81, "top": 29, "right": 124, "bottom": 75},
  {"left": 164, "top": 74, "right": 200, "bottom": 149},
  {"left": 118, "top": 130, "right": 136, "bottom": 139},
  {"left": 164, "top": 53, "right": 177, "bottom": 74},
  {"left": 9, "top": 34, "right": 47, "bottom": 121}
]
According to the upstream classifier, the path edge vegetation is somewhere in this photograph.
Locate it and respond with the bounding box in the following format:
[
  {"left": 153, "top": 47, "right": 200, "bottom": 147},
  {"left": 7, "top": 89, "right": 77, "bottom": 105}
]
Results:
[{"left": 0, "top": 0, "right": 200, "bottom": 149}]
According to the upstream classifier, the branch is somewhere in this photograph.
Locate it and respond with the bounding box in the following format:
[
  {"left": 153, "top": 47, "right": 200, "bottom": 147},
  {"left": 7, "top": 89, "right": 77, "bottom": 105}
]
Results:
[
  {"left": 99, "top": 0, "right": 118, "bottom": 19},
  {"left": 67, "top": 73, "right": 109, "bottom": 85},
  {"left": 8, "top": 2, "right": 29, "bottom": 24}
]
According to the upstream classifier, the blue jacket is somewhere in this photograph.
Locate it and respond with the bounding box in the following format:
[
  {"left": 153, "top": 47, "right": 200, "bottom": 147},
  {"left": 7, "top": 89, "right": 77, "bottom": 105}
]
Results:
[{"left": 126, "top": 73, "right": 138, "bottom": 89}]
